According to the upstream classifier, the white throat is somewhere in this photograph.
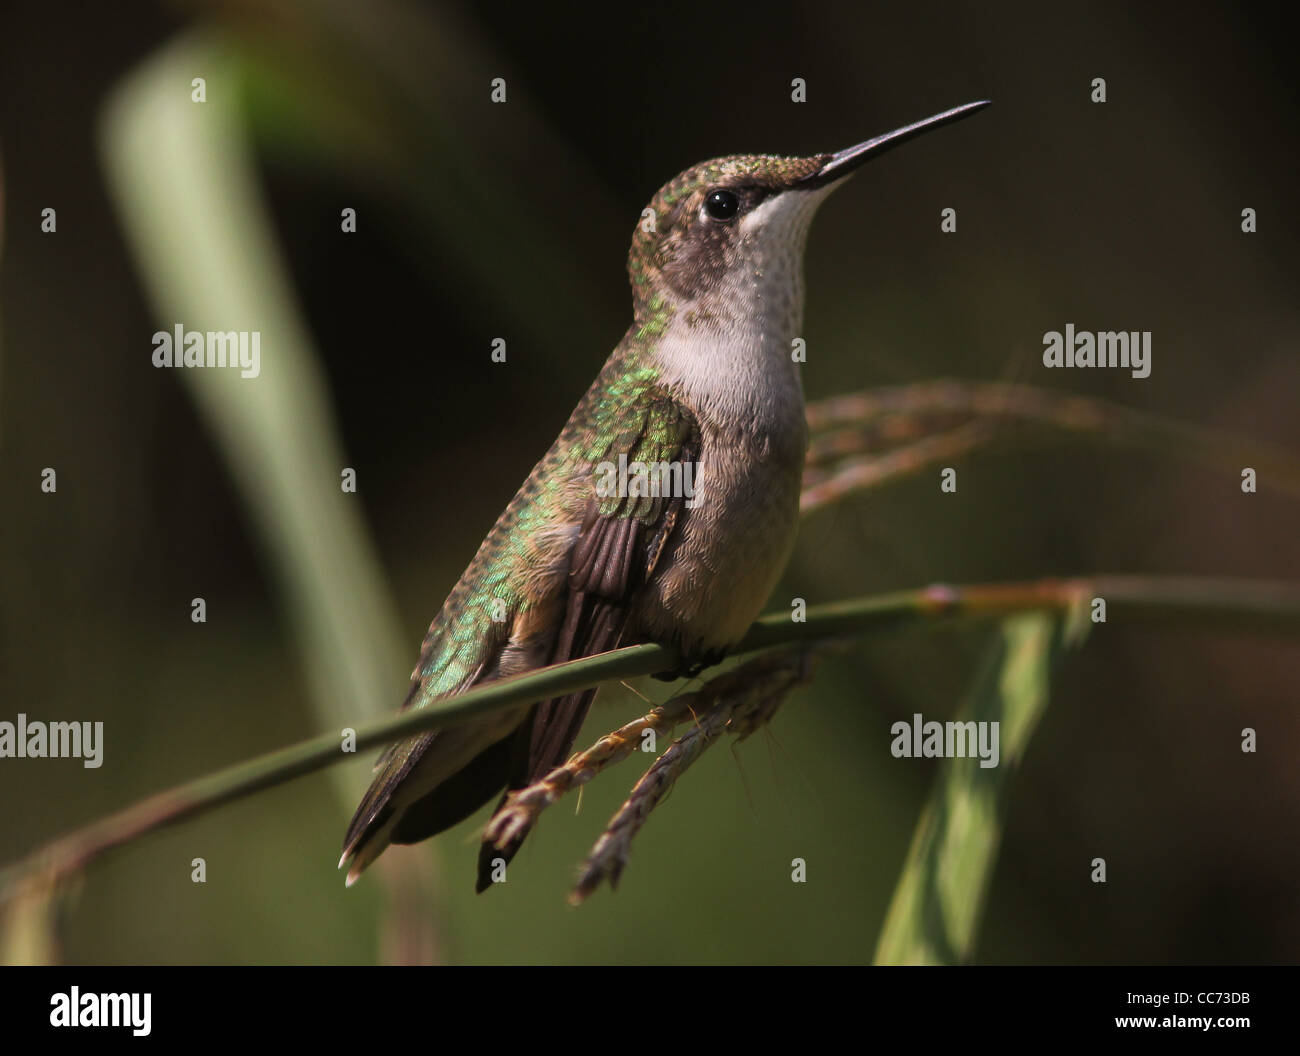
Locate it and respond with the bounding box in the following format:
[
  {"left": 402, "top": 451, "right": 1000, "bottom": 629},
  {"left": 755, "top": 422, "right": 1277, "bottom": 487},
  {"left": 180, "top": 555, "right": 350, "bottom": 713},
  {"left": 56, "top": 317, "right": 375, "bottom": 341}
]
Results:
[{"left": 650, "top": 187, "right": 833, "bottom": 434}]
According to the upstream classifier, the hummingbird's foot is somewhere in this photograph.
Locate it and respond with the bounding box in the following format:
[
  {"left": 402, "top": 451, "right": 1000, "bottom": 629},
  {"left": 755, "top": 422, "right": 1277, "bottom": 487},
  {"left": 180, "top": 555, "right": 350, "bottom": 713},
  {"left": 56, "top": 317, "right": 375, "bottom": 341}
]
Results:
[{"left": 651, "top": 647, "right": 728, "bottom": 682}]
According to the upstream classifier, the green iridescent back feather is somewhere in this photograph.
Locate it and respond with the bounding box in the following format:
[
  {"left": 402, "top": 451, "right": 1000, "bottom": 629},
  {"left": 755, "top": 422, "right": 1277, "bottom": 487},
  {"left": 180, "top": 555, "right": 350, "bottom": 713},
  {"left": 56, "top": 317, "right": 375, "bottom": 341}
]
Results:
[
  {"left": 401, "top": 339, "right": 692, "bottom": 715},
  {"left": 345, "top": 340, "right": 697, "bottom": 853}
]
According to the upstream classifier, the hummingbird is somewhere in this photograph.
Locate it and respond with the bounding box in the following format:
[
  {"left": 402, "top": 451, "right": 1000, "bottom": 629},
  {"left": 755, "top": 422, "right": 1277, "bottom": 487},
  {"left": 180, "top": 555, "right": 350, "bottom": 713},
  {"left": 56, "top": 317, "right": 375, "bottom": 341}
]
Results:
[{"left": 341, "top": 100, "right": 990, "bottom": 891}]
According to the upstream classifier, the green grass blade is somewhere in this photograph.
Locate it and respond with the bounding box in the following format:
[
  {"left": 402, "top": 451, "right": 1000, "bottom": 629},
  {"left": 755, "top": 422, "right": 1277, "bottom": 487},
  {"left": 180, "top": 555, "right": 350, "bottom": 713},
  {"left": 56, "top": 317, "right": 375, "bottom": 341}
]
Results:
[{"left": 874, "top": 612, "right": 1082, "bottom": 964}]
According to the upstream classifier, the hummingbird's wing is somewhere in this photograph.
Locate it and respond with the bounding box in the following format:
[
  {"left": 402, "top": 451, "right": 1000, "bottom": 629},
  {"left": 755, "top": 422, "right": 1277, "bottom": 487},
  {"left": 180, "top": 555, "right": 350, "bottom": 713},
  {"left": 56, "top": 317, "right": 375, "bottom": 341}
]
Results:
[
  {"left": 340, "top": 373, "right": 699, "bottom": 888},
  {"left": 475, "top": 394, "right": 699, "bottom": 889}
]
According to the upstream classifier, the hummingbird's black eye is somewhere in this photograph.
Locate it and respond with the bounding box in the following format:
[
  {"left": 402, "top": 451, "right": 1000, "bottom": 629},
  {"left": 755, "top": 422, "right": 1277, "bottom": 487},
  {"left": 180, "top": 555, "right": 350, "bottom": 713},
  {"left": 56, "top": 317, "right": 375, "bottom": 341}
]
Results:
[{"left": 704, "top": 189, "right": 740, "bottom": 221}]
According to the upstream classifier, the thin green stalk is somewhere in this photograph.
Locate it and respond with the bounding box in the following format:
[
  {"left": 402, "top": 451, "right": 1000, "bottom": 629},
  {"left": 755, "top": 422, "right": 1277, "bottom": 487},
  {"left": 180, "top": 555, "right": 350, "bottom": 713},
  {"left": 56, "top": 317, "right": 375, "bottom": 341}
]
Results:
[{"left": 1, "top": 575, "right": 1298, "bottom": 903}]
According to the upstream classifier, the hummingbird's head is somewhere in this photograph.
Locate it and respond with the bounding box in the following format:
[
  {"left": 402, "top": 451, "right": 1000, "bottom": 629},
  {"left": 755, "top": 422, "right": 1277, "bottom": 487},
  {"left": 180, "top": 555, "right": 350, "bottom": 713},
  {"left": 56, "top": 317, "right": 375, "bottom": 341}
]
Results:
[{"left": 627, "top": 101, "right": 990, "bottom": 325}]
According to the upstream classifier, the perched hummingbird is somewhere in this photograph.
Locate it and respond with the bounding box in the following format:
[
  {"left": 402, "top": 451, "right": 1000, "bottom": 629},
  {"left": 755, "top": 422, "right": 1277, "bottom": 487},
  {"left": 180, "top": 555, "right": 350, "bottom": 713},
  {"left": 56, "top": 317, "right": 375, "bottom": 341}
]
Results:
[{"left": 341, "top": 100, "right": 990, "bottom": 890}]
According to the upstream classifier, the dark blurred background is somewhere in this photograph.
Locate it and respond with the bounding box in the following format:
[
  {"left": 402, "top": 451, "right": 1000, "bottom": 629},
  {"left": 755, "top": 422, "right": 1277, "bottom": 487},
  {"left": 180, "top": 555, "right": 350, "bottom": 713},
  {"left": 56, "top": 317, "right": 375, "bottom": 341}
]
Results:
[{"left": 1, "top": 0, "right": 1297, "bottom": 964}]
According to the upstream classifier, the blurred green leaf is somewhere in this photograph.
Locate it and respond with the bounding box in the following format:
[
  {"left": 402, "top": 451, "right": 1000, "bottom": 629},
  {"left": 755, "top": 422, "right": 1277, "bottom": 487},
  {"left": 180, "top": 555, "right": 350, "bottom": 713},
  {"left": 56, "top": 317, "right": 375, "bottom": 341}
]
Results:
[{"left": 874, "top": 612, "right": 1082, "bottom": 964}]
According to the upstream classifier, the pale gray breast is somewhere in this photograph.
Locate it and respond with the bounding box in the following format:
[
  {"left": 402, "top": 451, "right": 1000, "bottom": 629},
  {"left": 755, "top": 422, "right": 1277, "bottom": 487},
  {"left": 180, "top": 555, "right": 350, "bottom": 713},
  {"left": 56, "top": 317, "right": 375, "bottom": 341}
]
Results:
[{"left": 631, "top": 414, "right": 805, "bottom": 655}]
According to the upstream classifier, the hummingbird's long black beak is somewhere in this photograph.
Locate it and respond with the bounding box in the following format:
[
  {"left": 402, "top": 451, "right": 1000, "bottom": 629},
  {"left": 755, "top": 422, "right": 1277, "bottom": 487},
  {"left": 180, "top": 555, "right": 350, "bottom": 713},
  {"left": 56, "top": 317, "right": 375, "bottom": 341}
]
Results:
[{"left": 800, "top": 100, "right": 991, "bottom": 188}]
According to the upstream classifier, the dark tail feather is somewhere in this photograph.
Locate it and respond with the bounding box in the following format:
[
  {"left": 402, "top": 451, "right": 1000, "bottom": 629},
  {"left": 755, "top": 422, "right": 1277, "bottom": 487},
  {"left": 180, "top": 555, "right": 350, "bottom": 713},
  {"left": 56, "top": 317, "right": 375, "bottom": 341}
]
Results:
[
  {"left": 340, "top": 731, "right": 438, "bottom": 868},
  {"left": 389, "top": 733, "right": 516, "bottom": 845},
  {"left": 340, "top": 732, "right": 515, "bottom": 885},
  {"left": 475, "top": 543, "right": 630, "bottom": 892},
  {"left": 475, "top": 685, "right": 598, "bottom": 892}
]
